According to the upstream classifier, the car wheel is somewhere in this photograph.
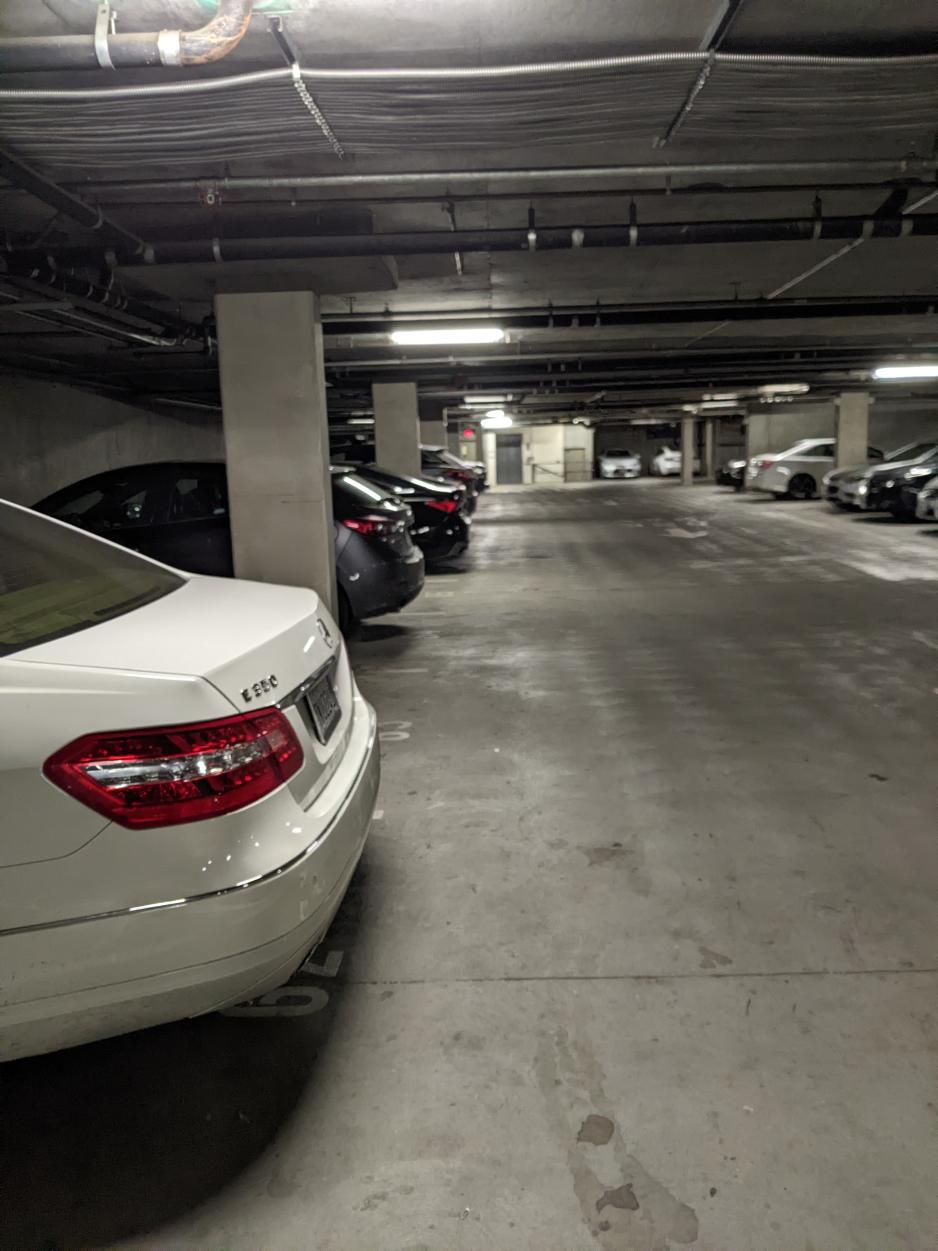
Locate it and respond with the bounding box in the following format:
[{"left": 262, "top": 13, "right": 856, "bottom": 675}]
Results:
[
  {"left": 788, "top": 473, "right": 816, "bottom": 500},
  {"left": 337, "top": 587, "right": 355, "bottom": 635}
]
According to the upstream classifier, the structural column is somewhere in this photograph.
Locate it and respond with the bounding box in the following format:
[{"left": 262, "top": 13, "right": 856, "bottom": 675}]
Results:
[
  {"left": 373, "top": 381, "right": 421, "bottom": 477},
  {"left": 702, "top": 418, "right": 716, "bottom": 479},
  {"left": 835, "top": 391, "right": 870, "bottom": 468},
  {"left": 215, "top": 290, "right": 335, "bottom": 612},
  {"left": 418, "top": 394, "right": 447, "bottom": 449},
  {"left": 681, "top": 416, "right": 696, "bottom": 485},
  {"left": 746, "top": 411, "right": 771, "bottom": 461}
]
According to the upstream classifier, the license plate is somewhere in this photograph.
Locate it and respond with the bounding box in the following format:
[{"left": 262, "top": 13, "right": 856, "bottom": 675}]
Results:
[{"left": 306, "top": 672, "right": 342, "bottom": 744}]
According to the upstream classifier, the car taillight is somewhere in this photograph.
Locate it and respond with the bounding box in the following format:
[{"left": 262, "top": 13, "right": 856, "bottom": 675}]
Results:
[
  {"left": 425, "top": 497, "right": 459, "bottom": 514},
  {"left": 44, "top": 708, "right": 303, "bottom": 830},
  {"left": 757, "top": 458, "right": 775, "bottom": 469},
  {"left": 341, "top": 515, "right": 396, "bottom": 538}
]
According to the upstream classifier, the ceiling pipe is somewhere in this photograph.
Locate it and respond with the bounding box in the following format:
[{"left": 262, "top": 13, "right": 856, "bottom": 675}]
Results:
[
  {"left": 0, "top": 262, "right": 204, "bottom": 345},
  {"left": 320, "top": 294, "right": 938, "bottom": 336},
  {"left": 0, "top": 147, "right": 147, "bottom": 257},
  {"left": 0, "top": 0, "right": 255, "bottom": 72},
  {"left": 16, "top": 214, "right": 938, "bottom": 268},
  {"left": 66, "top": 158, "right": 938, "bottom": 197}
]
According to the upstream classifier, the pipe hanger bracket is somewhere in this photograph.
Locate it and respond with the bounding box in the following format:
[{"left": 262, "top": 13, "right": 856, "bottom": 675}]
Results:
[{"left": 93, "top": 1, "right": 116, "bottom": 70}]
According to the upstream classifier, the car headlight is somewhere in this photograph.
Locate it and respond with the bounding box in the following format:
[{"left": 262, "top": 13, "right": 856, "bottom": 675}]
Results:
[
  {"left": 822, "top": 472, "right": 834, "bottom": 486},
  {"left": 883, "top": 479, "right": 895, "bottom": 490},
  {"left": 856, "top": 481, "right": 868, "bottom": 494},
  {"left": 906, "top": 465, "right": 935, "bottom": 478}
]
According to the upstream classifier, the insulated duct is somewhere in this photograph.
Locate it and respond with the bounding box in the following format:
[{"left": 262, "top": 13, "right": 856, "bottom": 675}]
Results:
[{"left": 0, "top": 0, "right": 255, "bottom": 72}]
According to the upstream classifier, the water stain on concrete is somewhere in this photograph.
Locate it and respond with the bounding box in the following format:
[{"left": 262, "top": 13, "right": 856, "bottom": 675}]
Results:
[
  {"left": 597, "top": 1183, "right": 640, "bottom": 1213},
  {"left": 577, "top": 1114, "right": 615, "bottom": 1146},
  {"left": 698, "top": 946, "right": 733, "bottom": 969}
]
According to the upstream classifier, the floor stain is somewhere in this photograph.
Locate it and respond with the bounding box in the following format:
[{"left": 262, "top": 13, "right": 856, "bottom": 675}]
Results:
[
  {"left": 536, "top": 1026, "right": 699, "bottom": 1249},
  {"left": 698, "top": 946, "right": 733, "bottom": 969},
  {"left": 578, "top": 1114, "right": 615, "bottom": 1146},
  {"left": 597, "top": 1183, "right": 640, "bottom": 1213}
]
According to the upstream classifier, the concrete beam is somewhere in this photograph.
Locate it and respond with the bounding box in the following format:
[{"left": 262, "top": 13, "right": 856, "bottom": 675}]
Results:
[
  {"left": 215, "top": 290, "right": 335, "bottom": 613},
  {"left": 374, "top": 381, "right": 421, "bottom": 477},
  {"left": 835, "top": 391, "right": 870, "bottom": 469}
]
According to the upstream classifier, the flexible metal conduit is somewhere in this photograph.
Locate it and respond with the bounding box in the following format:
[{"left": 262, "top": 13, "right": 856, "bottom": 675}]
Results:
[
  {"left": 0, "top": 0, "right": 254, "bottom": 72},
  {"left": 18, "top": 214, "right": 938, "bottom": 268},
  {"left": 2, "top": 47, "right": 938, "bottom": 88}
]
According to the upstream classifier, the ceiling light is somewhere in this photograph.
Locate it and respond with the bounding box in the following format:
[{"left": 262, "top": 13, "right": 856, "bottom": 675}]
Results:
[
  {"left": 872, "top": 363, "right": 938, "bottom": 380},
  {"left": 463, "top": 394, "right": 506, "bottom": 406},
  {"left": 758, "top": 382, "right": 810, "bottom": 395},
  {"left": 390, "top": 326, "right": 505, "bottom": 346},
  {"left": 347, "top": 417, "right": 374, "bottom": 425},
  {"left": 683, "top": 400, "right": 741, "bottom": 412},
  {"left": 703, "top": 391, "right": 739, "bottom": 402},
  {"left": 481, "top": 410, "right": 513, "bottom": 429}
]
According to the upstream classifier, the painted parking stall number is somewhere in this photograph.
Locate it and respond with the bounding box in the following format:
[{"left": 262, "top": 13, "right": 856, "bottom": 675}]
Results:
[{"left": 379, "top": 720, "right": 412, "bottom": 743}]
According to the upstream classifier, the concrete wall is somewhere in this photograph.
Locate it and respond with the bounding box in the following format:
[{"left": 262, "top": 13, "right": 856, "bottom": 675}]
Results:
[
  {"left": 746, "top": 399, "right": 938, "bottom": 459},
  {"left": 0, "top": 376, "right": 223, "bottom": 505}
]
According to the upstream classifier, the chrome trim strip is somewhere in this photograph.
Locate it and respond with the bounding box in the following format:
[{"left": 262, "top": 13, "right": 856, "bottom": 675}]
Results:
[{"left": 0, "top": 710, "right": 377, "bottom": 940}]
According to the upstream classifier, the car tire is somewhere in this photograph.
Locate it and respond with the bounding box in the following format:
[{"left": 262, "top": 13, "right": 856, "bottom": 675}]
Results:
[
  {"left": 337, "top": 587, "right": 355, "bottom": 636},
  {"left": 788, "top": 473, "right": 816, "bottom": 500}
]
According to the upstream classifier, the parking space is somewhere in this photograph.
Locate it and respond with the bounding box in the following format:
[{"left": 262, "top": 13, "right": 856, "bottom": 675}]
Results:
[{"left": 5, "top": 481, "right": 937, "bottom": 1251}]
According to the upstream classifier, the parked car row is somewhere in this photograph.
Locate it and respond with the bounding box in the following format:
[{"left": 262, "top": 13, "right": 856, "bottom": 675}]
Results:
[
  {"left": 0, "top": 441, "right": 487, "bottom": 1061},
  {"left": 598, "top": 446, "right": 701, "bottom": 479},
  {"left": 32, "top": 451, "right": 483, "bottom": 632},
  {"left": 719, "top": 437, "right": 938, "bottom": 520}
]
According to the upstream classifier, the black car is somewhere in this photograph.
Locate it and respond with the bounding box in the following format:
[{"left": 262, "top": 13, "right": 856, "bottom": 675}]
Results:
[
  {"left": 855, "top": 453, "right": 938, "bottom": 519},
  {"left": 353, "top": 464, "right": 471, "bottom": 561},
  {"left": 717, "top": 458, "right": 747, "bottom": 490},
  {"left": 334, "top": 440, "right": 485, "bottom": 511},
  {"left": 33, "top": 461, "right": 424, "bottom": 631}
]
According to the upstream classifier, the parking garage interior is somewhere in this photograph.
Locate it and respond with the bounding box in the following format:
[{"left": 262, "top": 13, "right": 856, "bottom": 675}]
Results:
[{"left": 2, "top": 2, "right": 938, "bottom": 1249}]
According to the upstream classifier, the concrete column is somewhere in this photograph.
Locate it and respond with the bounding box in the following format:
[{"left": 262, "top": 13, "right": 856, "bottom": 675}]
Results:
[
  {"left": 746, "top": 411, "right": 771, "bottom": 460},
  {"left": 835, "top": 391, "right": 870, "bottom": 468},
  {"left": 418, "top": 394, "right": 446, "bottom": 448},
  {"left": 681, "top": 416, "right": 695, "bottom": 485},
  {"left": 703, "top": 418, "right": 716, "bottom": 479},
  {"left": 215, "top": 290, "right": 335, "bottom": 613},
  {"left": 373, "top": 381, "right": 421, "bottom": 477}
]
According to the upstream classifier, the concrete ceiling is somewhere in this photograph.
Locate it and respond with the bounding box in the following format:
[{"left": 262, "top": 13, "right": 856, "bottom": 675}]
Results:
[{"left": 1, "top": 0, "right": 938, "bottom": 423}]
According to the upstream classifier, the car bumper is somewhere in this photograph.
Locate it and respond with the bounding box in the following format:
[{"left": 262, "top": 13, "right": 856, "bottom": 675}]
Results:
[
  {"left": 0, "top": 700, "right": 379, "bottom": 1061},
  {"left": 414, "top": 514, "right": 471, "bottom": 561},
  {"left": 600, "top": 467, "right": 641, "bottom": 479}
]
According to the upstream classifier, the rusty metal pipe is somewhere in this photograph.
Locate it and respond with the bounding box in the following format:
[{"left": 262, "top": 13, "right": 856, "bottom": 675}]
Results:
[{"left": 0, "top": 1, "right": 255, "bottom": 72}]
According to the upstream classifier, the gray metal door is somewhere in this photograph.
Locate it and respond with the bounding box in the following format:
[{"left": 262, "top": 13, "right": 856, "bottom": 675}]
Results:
[{"left": 495, "top": 433, "right": 523, "bottom": 484}]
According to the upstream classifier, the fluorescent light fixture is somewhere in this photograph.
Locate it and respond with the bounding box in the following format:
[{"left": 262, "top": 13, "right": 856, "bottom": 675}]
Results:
[
  {"left": 872, "top": 363, "right": 938, "bottom": 380},
  {"left": 758, "top": 382, "right": 810, "bottom": 395},
  {"left": 481, "top": 410, "right": 513, "bottom": 429},
  {"left": 703, "top": 391, "right": 739, "bottom": 402},
  {"left": 463, "top": 394, "right": 506, "bottom": 406},
  {"left": 347, "top": 417, "right": 375, "bottom": 425},
  {"left": 390, "top": 326, "right": 505, "bottom": 346},
  {"left": 684, "top": 400, "right": 741, "bottom": 412}
]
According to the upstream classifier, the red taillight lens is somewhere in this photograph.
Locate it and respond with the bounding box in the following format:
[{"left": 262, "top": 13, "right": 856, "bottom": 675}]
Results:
[
  {"left": 757, "top": 458, "right": 774, "bottom": 469},
  {"left": 425, "top": 497, "right": 459, "bottom": 514},
  {"left": 44, "top": 708, "right": 303, "bottom": 830},
  {"left": 341, "top": 515, "right": 395, "bottom": 538}
]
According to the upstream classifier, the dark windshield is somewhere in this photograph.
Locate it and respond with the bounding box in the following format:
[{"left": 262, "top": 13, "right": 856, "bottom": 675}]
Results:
[
  {"left": 604, "top": 449, "right": 634, "bottom": 458},
  {"left": 0, "top": 503, "right": 182, "bottom": 657},
  {"left": 885, "top": 442, "right": 938, "bottom": 462}
]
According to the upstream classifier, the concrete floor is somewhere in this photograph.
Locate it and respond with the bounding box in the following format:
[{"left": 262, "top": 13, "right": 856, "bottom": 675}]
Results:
[{"left": 5, "top": 481, "right": 938, "bottom": 1251}]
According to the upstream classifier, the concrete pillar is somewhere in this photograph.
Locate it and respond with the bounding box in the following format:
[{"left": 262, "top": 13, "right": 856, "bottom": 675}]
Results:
[
  {"left": 215, "top": 290, "right": 335, "bottom": 613},
  {"left": 703, "top": 418, "right": 716, "bottom": 479},
  {"left": 418, "top": 394, "right": 446, "bottom": 448},
  {"left": 373, "top": 381, "right": 421, "bottom": 477},
  {"left": 681, "top": 416, "right": 695, "bottom": 485},
  {"left": 746, "top": 411, "right": 771, "bottom": 460},
  {"left": 835, "top": 391, "right": 870, "bottom": 468}
]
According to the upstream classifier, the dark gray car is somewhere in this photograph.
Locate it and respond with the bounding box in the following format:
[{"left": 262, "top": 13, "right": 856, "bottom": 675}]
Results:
[{"left": 33, "top": 460, "right": 425, "bottom": 632}]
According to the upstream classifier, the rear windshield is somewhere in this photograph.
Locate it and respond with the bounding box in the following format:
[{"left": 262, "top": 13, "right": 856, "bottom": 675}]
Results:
[
  {"left": 0, "top": 503, "right": 183, "bottom": 658},
  {"left": 332, "top": 471, "right": 396, "bottom": 508},
  {"left": 886, "top": 441, "right": 937, "bottom": 462}
]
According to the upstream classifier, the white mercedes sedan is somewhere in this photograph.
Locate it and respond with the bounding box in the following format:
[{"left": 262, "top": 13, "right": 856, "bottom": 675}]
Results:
[{"left": 0, "top": 499, "right": 378, "bottom": 1061}]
